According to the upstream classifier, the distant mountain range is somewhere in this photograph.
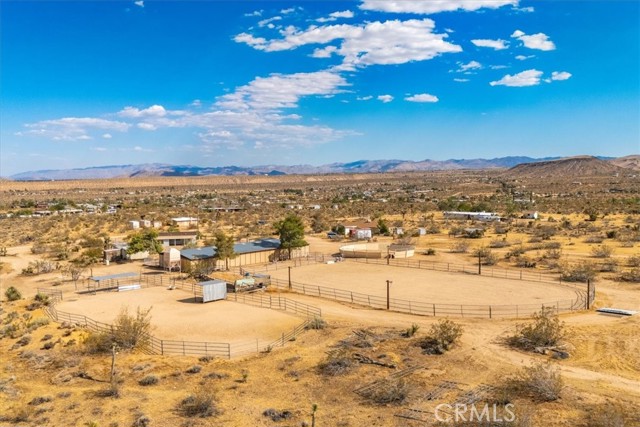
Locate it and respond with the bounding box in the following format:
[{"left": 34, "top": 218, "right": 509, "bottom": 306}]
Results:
[{"left": 7, "top": 155, "right": 638, "bottom": 181}]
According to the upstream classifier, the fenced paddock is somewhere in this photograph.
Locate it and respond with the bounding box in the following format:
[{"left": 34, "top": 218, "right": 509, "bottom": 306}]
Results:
[
  {"left": 257, "top": 262, "right": 589, "bottom": 318},
  {"left": 49, "top": 285, "right": 321, "bottom": 358}
]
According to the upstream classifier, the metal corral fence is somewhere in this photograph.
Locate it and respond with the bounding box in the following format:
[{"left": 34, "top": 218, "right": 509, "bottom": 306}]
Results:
[
  {"left": 348, "top": 257, "right": 569, "bottom": 286},
  {"left": 39, "top": 286, "right": 322, "bottom": 358},
  {"left": 254, "top": 277, "right": 589, "bottom": 319}
]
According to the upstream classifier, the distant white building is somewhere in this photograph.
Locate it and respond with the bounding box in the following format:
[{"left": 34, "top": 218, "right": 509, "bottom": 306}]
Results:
[
  {"left": 522, "top": 211, "right": 539, "bottom": 220},
  {"left": 129, "top": 220, "right": 140, "bottom": 229},
  {"left": 443, "top": 211, "right": 501, "bottom": 222},
  {"left": 171, "top": 217, "right": 198, "bottom": 229}
]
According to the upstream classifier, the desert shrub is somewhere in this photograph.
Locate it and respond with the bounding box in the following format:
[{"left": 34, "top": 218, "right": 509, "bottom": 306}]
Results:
[
  {"left": 543, "top": 248, "right": 562, "bottom": 260},
  {"left": 317, "top": 351, "right": 354, "bottom": 376},
  {"left": 450, "top": 241, "right": 469, "bottom": 253},
  {"left": 306, "top": 316, "right": 327, "bottom": 330},
  {"left": 507, "top": 363, "right": 563, "bottom": 402},
  {"left": 262, "top": 408, "right": 293, "bottom": 422},
  {"left": 505, "top": 246, "right": 526, "bottom": 259},
  {"left": 628, "top": 255, "right": 640, "bottom": 267},
  {"left": 515, "top": 256, "right": 537, "bottom": 268},
  {"left": 5, "top": 287, "right": 22, "bottom": 301},
  {"left": 586, "top": 403, "right": 627, "bottom": 427},
  {"left": 584, "top": 235, "right": 604, "bottom": 244},
  {"left": 186, "top": 365, "right": 202, "bottom": 374},
  {"left": 97, "top": 380, "right": 121, "bottom": 398},
  {"left": 16, "top": 334, "right": 31, "bottom": 346},
  {"left": 27, "top": 317, "right": 49, "bottom": 331},
  {"left": 618, "top": 268, "right": 640, "bottom": 283},
  {"left": 591, "top": 245, "right": 614, "bottom": 258},
  {"left": 177, "top": 388, "right": 219, "bottom": 418},
  {"left": 402, "top": 323, "right": 420, "bottom": 338},
  {"left": 507, "top": 308, "right": 565, "bottom": 351},
  {"left": 418, "top": 319, "right": 463, "bottom": 355},
  {"left": 83, "top": 332, "right": 114, "bottom": 354},
  {"left": 28, "top": 396, "right": 52, "bottom": 405},
  {"left": 359, "top": 377, "right": 411, "bottom": 404},
  {"left": 489, "top": 238, "right": 510, "bottom": 248},
  {"left": 560, "top": 261, "right": 596, "bottom": 282},
  {"left": 138, "top": 375, "right": 159, "bottom": 386},
  {"left": 198, "top": 355, "right": 215, "bottom": 363},
  {"left": 132, "top": 415, "right": 151, "bottom": 427},
  {"left": 598, "top": 259, "right": 618, "bottom": 272},
  {"left": 111, "top": 307, "right": 152, "bottom": 350},
  {"left": 424, "top": 248, "right": 436, "bottom": 256}
]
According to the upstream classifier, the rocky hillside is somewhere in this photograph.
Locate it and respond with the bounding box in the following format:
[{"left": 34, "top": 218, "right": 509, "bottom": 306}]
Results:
[{"left": 504, "top": 155, "right": 629, "bottom": 178}]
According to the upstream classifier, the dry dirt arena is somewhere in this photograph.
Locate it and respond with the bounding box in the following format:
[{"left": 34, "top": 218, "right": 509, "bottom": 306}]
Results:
[
  {"left": 55, "top": 287, "right": 304, "bottom": 345},
  {"left": 270, "top": 261, "right": 579, "bottom": 306}
]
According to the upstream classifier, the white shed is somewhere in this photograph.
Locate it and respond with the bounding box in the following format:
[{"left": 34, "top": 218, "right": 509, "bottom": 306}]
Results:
[
  {"left": 160, "top": 248, "right": 181, "bottom": 271},
  {"left": 196, "top": 279, "right": 227, "bottom": 303}
]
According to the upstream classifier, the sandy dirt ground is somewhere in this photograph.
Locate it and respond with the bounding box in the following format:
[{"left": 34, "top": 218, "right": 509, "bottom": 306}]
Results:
[
  {"left": 56, "top": 287, "right": 304, "bottom": 344},
  {"left": 268, "top": 261, "right": 579, "bottom": 306}
]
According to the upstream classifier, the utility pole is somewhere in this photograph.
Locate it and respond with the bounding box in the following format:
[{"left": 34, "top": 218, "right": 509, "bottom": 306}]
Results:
[
  {"left": 387, "top": 245, "right": 390, "bottom": 265},
  {"left": 386, "top": 280, "right": 392, "bottom": 310},
  {"left": 478, "top": 252, "right": 482, "bottom": 275},
  {"left": 288, "top": 266, "right": 292, "bottom": 290}
]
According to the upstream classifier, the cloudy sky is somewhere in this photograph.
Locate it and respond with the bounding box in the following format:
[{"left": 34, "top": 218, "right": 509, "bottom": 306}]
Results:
[{"left": 1, "top": 1, "right": 638, "bottom": 175}]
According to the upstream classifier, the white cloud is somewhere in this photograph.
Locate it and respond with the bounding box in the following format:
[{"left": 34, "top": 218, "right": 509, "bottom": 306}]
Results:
[
  {"left": 311, "top": 45, "right": 338, "bottom": 58},
  {"left": 118, "top": 104, "right": 167, "bottom": 118},
  {"left": 190, "top": 99, "right": 202, "bottom": 107},
  {"left": 514, "top": 6, "right": 534, "bottom": 12},
  {"left": 453, "top": 78, "right": 470, "bottom": 82},
  {"left": 216, "top": 70, "right": 348, "bottom": 111},
  {"left": 236, "top": 19, "right": 461, "bottom": 69},
  {"left": 134, "top": 1, "right": 144, "bottom": 8},
  {"left": 490, "top": 64, "right": 508, "bottom": 70},
  {"left": 458, "top": 60, "right": 482, "bottom": 72},
  {"left": 551, "top": 71, "right": 572, "bottom": 81},
  {"left": 377, "top": 94, "right": 394, "bottom": 103},
  {"left": 245, "top": 10, "right": 263, "bottom": 17},
  {"left": 359, "top": 0, "right": 518, "bottom": 14},
  {"left": 490, "top": 69, "right": 543, "bottom": 87},
  {"left": 317, "top": 10, "right": 354, "bottom": 23},
  {"left": 405, "top": 93, "right": 439, "bottom": 103},
  {"left": 357, "top": 95, "right": 373, "bottom": 101},
  {"left": 92, "top": 147, "right": 107, "bottom": 152},
  {"left": 511, "top": 30, "right": 555, "bottom": 51},
  {"left": 137, "top": 123, "right": 157, "bottom": 131},
  {"left": 471, "top": 39, "right": 508, "bottom": 50},
  {"left": 515, "top": 54, "right": 534, "bottom": 60},
  {"left": 21, "top": 117, "right": 130, "bottom": 141},
  {"left": 133, "top": 146, "right": 154, "bottom": 152},
  {"left": 280, "top": 8, "right": 295, "bottom": 14},
  {"left": 102, "top": 133, "right": 112, "bottom": 139},
  {"left": 258, "top": 16, "right": 282, "bottom": 28}
]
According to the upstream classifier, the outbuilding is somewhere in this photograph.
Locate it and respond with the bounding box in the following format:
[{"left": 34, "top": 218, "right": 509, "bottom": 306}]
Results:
[{"left": 196, "top": 279, "right": 227, "bottom": 303}]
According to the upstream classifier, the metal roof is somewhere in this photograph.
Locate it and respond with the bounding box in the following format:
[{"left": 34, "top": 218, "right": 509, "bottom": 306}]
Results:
[
  {"left": 180, "top": 238, "right": 281, "bottom": 261},
  {"left": 196, "top": 279, "right": 227, "bottom": 287},
  {"left": 90, "top": 272, "right": 138, "bottom": 282}
]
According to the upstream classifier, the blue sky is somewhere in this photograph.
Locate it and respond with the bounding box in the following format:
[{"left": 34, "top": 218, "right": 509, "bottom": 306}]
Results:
[{"left": 1, "top": 0, "right": 638, "bottom": 176}]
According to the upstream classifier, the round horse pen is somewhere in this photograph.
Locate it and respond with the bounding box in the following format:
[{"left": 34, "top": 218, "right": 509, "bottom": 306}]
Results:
[
  {"left": 339, "top": 243, "right": 415, "bottom": 259},
  {"left": 266, "top": 261, "right": 587, "bottom": 318}
]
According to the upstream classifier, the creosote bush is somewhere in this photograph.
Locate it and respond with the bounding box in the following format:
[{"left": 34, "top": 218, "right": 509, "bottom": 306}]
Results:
[
  {"left": 559, "top": 261, "right": 596, "bottom": 282},
  {"left": 306, "top": 316, "right": 327, "bottom": 330},
  {"left": 359, "top": 377, "right": 411, "bottom": 404},
  {"left": 507, "top": 308, "right": 565, "bottom": 351},
  {"left": 83, "top": 306, "right": 152, "bottom": 353},
  {"left": 317, "top": 350, "right": 355, "bottom": 376},
  {"left": 5, "top": 287, "right": 22, "bottom": 302},
  {"left": 507, "top": 363, "right": 563, "bottom": 402},
  {"left": 418, "top": 319, "right": 463, "bottom": 355},
  {"left": 177, "top": 387, "right": 220, "bottom": 418}
]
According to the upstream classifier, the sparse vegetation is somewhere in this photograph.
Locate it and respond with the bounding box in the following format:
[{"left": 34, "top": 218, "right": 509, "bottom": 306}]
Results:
[
  {"left": 507, "top": 308, "right": 565, "bottom": 351},
  {"left": 5, "top": 286, "right": 22, "bottom": 301},
  {"left": 418, "top": 319, "right": 463, "bottom": 354},
  {"left": 507, "top": 363, "right": 563, "bottom": 402},
  {"left": 177, "top": 388, "right": 220, "bottom": 418}
]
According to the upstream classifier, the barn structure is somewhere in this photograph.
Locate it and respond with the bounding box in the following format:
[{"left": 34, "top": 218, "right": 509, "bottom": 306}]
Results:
[{"left": 179, "top": 238, "right": 309, "bottom": 272}]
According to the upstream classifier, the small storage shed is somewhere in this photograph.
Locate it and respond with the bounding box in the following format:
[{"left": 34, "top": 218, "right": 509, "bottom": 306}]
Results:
[{"left": 196, "top": 279, "right": 227, "bottom": 303}]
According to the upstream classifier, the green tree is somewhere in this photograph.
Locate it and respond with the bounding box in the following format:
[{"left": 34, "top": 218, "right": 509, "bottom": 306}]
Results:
[
  {"left": 213, "top": 231, "right": 236, "bottom": 271},
  {"left": 274, "top": 214, "right": 308, "bottom": 259},
  {"left": 377, "top": 218, "right": 389, "bottom": 235},
  {"left": 126, "top": 229, "right": 163, "bottom": 255}
]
